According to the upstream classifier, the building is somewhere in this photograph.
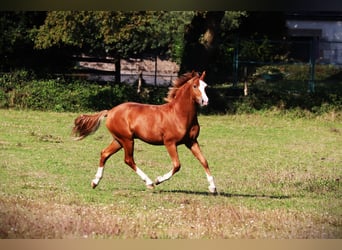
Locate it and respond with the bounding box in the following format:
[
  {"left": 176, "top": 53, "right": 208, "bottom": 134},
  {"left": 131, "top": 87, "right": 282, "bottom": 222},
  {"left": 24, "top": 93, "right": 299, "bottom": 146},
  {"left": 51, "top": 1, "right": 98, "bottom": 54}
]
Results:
[{"left": 286, "top": 12, "right": 342, "bottom": 65}]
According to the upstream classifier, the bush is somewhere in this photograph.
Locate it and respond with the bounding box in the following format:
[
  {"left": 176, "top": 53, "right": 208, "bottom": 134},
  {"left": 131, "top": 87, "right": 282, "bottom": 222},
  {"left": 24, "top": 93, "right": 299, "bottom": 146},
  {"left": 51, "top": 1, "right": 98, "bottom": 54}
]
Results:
[
  {"left": 0, "top": 69, "right": 341, "bottom": 117},
  {"left": 0, "top": 70, "right": 167, "bottom": 112},
  {"left": 252, "top": 64, "right": 342, "bottom": 82}
]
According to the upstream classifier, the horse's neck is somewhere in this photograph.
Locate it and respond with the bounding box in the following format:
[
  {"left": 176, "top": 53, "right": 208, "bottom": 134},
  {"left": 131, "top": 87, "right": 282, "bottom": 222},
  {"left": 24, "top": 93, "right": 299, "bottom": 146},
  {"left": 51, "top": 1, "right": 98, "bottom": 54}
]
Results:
[{"left": 171, "top": 86, "right": 198, "bottom": 124}]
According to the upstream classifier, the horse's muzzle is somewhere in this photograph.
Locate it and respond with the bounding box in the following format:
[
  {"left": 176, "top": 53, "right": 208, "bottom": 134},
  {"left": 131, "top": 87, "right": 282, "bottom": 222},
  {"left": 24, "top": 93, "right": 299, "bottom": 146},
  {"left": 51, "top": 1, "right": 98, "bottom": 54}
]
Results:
[{"left": 201, "top": 100, "right": 209, "bottom": 106}]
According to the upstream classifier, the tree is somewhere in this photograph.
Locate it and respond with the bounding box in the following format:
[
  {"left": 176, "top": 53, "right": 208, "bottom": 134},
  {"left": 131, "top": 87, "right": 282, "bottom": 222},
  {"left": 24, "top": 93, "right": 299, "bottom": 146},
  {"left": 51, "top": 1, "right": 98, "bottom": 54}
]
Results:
[
  {"left": 33, "top": 11, "right": 193, "bottom": 82},
  {"left": 2, "top": 11, "right": 250, "bottom": 83},
  {"left": 235, "top": 12, "right": 289, "bottom": 78},
  {"left": 97, "top": 11, "right": 189, "bottom": 82},
  {"left": 0, "top": 11, "right": 46, "bottom": 71},
  {"left": 180, "top": 11, "right": 247, "bottom": 82},
  {"left": 237, "top": 12, "right": 287, "bottom": 40}
]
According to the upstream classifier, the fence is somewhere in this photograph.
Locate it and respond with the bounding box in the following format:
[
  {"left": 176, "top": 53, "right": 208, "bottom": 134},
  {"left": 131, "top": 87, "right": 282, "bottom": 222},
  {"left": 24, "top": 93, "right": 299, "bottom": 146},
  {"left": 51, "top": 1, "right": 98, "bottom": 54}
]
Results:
[
  {"left": 73, "top": 55, "right": 179, "bottom": 86},
  {"left": 232, "top": 38, "right": 342, "bottom": 93},
  {"left": 71, "top": 39, "right": 342, "bottom": 91}
]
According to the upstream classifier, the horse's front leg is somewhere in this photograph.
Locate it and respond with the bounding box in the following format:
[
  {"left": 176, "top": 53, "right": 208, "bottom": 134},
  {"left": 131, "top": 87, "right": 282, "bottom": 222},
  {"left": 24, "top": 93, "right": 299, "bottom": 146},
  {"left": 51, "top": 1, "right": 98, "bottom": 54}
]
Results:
[
  {"left": 155, "top": 143, "right": 181, "bottom": 185},
  {"left": 186, "top": 140, "right": 217, "bottom": 194}
]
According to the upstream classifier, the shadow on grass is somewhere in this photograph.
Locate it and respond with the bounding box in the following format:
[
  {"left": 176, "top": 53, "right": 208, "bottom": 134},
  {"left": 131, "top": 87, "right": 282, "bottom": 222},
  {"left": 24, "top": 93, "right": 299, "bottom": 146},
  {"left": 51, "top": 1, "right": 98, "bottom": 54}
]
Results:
[{"left": 156, "top": 189, "right": 290, "bottom": 199}]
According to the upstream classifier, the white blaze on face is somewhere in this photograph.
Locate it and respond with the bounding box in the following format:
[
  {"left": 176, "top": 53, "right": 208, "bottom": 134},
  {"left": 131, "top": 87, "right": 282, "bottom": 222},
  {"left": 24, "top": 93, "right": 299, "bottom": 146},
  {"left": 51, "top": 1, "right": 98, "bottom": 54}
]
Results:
[{"left": 199, "top": 80, "right": 209, "bottom": 106}]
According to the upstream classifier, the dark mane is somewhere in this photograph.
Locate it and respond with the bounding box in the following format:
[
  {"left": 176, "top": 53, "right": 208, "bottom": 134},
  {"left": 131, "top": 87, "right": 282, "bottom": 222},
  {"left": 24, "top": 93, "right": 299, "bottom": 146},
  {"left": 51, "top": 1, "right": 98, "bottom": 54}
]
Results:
[{"left": 164, "top": 71, "right": 199, "bottom": 103}]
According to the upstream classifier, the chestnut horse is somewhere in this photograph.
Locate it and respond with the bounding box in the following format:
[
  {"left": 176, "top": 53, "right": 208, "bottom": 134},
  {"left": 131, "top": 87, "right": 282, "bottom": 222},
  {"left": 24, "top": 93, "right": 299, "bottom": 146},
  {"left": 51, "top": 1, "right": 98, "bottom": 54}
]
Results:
[{"left": 72, "top": 71, "right": 217, "bottom": 193}]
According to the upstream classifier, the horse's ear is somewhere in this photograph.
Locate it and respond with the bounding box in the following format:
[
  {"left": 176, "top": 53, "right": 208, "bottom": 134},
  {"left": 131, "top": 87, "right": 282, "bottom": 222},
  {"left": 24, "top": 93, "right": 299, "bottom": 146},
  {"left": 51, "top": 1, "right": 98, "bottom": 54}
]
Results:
[{"left": 200, "top": 71, "right": 206, "bottom": 80}]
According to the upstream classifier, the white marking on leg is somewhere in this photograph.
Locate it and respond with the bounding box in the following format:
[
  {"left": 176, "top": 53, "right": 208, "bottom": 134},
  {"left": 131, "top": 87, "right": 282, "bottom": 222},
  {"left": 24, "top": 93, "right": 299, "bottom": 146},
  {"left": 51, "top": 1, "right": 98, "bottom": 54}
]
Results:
[
  {"left": 136, "top": 167, "right": 154, "bottom": 186},
  {"left": 92, "top": 167, "right": 104, "bottom": 186},
  {"left": 206, "top": 173, "right": 217, "bottom": 193},
  {"left": 156, "top": 170, "right": 173, "bottom": 184}
]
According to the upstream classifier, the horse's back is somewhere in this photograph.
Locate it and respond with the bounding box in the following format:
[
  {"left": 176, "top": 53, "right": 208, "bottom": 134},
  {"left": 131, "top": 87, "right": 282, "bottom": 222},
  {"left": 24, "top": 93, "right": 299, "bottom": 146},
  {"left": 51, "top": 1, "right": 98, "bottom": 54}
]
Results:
[
  {"left": 107, "top": 102, "right": 164, "bottom": 121},
  {"left": 106, "top": 102, "right": 167, "bottom": 144}
]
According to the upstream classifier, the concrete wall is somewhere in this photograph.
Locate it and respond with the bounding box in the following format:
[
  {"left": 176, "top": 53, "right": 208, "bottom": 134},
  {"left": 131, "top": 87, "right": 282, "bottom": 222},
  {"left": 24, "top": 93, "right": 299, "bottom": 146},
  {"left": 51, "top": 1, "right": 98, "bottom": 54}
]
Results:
[{"left": 287, "top": 20, "right": 342, "bottom": 64}]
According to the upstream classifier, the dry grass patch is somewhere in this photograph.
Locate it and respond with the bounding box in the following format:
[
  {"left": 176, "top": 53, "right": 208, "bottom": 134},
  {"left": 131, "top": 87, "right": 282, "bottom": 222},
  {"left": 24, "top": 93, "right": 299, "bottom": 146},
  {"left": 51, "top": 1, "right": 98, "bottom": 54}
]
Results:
[{"left": 0, "top": 195, "right": 340, "bottom": 239}]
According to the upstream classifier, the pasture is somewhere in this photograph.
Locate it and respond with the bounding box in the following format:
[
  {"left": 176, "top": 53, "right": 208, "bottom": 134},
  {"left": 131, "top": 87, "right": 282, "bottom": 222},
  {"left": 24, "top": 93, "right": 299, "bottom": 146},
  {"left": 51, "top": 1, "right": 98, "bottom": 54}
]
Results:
[{"left": 0, "top": 109, "right": 341, "bottom": 238}]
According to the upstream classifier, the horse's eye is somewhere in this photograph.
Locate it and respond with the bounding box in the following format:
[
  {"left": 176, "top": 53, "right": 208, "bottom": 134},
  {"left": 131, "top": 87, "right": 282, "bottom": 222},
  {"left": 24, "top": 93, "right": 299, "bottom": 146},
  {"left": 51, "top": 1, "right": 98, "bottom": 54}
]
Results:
[{"left": 193, "top": 84, "right": 197, "bottom": 89}]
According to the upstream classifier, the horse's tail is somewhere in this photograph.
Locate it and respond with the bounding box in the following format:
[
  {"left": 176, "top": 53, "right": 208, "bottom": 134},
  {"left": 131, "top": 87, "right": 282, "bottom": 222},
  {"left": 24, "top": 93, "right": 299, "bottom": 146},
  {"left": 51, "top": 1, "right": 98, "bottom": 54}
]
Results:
[{"left": 72, "top": 110, "right": 108, "bottom": 141}]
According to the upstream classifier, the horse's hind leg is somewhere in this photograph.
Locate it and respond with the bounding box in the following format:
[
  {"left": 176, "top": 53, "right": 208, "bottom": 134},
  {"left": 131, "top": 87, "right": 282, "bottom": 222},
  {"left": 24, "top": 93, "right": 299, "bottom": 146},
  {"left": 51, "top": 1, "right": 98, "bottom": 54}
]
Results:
[
  {"left": 92, "top": 139, "right": 122, "bottom": 188},
  {"left": 122, "top": 139, "right": 154, "bottom": 189}
]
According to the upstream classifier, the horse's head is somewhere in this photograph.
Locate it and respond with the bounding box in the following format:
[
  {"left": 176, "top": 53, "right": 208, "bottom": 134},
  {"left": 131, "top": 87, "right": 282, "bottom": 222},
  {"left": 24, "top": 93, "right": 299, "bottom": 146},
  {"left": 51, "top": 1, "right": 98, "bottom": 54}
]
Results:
[
  {"left": 165, "top": 71, "right": 209, "bottom": 106},
  {"left": 191, "top": 71, "right": 209, "bottom": 107}
]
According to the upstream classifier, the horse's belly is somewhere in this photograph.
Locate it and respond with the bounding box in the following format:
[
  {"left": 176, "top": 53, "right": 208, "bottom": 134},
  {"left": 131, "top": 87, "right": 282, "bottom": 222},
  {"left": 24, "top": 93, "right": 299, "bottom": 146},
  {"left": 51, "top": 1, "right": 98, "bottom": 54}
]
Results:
[
  {"left": 133, "top": 124, "right": 164, "bottom": 145},
  {"left": 137, "top": 136, "right": 164, "bottom": 145}
]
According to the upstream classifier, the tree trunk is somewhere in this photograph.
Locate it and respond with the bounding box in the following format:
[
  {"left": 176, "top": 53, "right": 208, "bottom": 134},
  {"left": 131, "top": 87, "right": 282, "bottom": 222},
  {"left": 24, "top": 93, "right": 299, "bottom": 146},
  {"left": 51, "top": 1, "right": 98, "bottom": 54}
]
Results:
[
  {"left": 180, "top": 11, "right": 224, "bottom": 75},
  {"left": 202, "top": 11, "right": 225, "bottom": 50}
]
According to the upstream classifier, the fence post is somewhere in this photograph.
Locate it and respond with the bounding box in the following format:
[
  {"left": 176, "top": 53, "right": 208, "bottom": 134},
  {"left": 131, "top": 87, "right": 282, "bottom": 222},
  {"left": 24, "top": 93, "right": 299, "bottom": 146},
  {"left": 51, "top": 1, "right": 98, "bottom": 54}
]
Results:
[
  {"left": 154, "top": 55, "right": 157, "bottom": 86},
  {"left": 233, "top": 38, "right": 239, "bottom": 87},
  {"left": 308, "top": 37, "right": 316, "bottom": 93},
  {"left": 137, "top": 71, "right": 143, "bottom": 94}
]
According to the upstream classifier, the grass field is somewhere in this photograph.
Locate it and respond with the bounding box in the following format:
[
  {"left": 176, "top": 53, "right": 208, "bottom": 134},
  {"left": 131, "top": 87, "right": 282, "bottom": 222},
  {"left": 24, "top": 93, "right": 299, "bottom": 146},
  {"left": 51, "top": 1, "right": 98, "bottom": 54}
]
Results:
[{"left": 0, "top": 109, "right": 341, "bottom": 238}]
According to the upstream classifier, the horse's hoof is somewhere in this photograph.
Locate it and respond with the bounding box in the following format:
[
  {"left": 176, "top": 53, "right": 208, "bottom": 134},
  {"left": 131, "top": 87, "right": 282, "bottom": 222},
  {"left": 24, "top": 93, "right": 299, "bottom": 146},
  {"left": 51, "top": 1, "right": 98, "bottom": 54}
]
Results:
[
  {"left": 146, "top": 184, "right": 155, "bottom": 190},
  {"left": 208, "top": 186, "right": 217, "bottom": 194},
  {"left": 91, "top": 181, "right": 97, "bottom": 189},
  {"left": 154, "top": 177, "right": 161, "bottom": 185}
]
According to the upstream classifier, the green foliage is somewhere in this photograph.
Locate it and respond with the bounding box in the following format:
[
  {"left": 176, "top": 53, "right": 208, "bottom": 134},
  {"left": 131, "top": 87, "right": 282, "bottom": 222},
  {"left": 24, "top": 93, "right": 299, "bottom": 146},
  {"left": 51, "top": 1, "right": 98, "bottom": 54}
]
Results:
[
  {"left": 33, "top": 11, "right": 194, "bottom": 61},
  {"left": 1, "top": 11, "right": 289, "bottom": 84},
  {"left": 205, "top": 64, "right": 342, "bottom": 116},
  {"left": 233, "top": 83, "right": 341, "bottom": 117},
  {"left": 0, "top": 70, "right": 167, "bottom": 112},
  {"left": 166, "top": 11, "right": 194, "bottom": 64},
  {"left": 179, "top": 11, "right": 248, "bottom": 78},
  {"left": 33, "top": 11, "right": 104, "bottom": 54},
  {"left": 1, "top": 68, "right": 341, "bottom": 117},
  {"left": 0, "top": 69, "right": 35, "bottom": 89},
  {"left": 239, "top": 37, "right": 289, "bottom": 63},
  {"left": 221, "top": 11, "right": 248, "bottom": 31},
  {"left": 252, "top": 64, "right": 342, "bottom": 82},
  {"left": 0, "top": 12, "right": 46, "bottom": 71},
  {"left": 0, "top": 12, "right": 43, "bottom": 54}
]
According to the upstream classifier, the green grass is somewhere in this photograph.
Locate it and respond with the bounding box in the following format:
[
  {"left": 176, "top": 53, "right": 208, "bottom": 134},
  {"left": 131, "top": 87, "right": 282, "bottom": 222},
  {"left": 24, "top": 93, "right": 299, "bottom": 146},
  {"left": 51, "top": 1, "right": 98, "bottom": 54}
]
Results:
[{"left": 0, "top": 109, "right": 341, "bottom": 238}]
